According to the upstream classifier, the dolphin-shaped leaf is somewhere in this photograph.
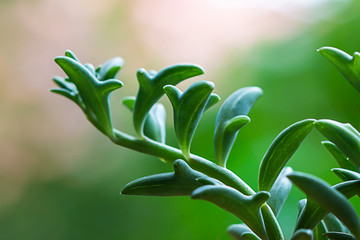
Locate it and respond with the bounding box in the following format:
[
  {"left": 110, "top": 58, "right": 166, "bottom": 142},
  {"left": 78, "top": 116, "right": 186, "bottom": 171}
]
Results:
[
  {"left": 54, "top": 53, "right": 123, "bottom": 137},
  {"left": 267, "top": 167, "right": 293, "bottom": 216},
  {"left": 214, "top": 87, "right": 262, "bottom": 167},
  {"left": 97, "top": 57, "right": 124, "bottom": 80},
  {"left": 322, "top": 141, "right": 358, "bottom": 172},
  {"left": 288, "top": 172, "right": 360, "bottom": 239},
  {"left": 295, "top": 180, "right": 360, "bottom": 231},
  {"left": 191, "top": 185, "right": 269, "bottom": 239},
  {"left": 164, "top": 81, "right": 218, "bottom": 158},
  {"left": 313, "top": 220, "right": 328, "bottom": 240},
  {"left": 122, "top": 96, "right": 166, "bottom": 143},
  {"left": 332, "top": 168, "right": 360, "bottom": 181},
  {"left": 324, "top": 232, "right": 356, "bottom": 240},
  {"left": 290, "top": 229, "right": 313, "bottom": 240},
  {"left": 51, "top": 76, "right": 85, "bottom": 109},
  {"left": 318, "top": 47, "right": 360, "bottom": 93},
  {"left": 259, "top": 119, "right": 315, "bottom": 191},
  {"left": 121, "top": 159, "right": 220, "bottom": 196},
  {"left": 315, "top": 119, "right": 360, "bottom": 171},
  {"left": 323, "top": 213, "right": 350, "bottom": 234},
  {"left": 227, "top": 224, "right": 260, "bottom": 240},
  {"left": 133, "top": 64, "right": 204, "bottom": 137}
]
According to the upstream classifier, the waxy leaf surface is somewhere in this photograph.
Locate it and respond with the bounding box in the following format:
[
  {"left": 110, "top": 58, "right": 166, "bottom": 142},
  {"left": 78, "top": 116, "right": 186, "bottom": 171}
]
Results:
[
  {"left": 322, "top": 141, "right": 358, "bottom": 172},
  {"left": 290, "top": 229, "right": 313, "bottom": 240},
  {"left": 227, "top": 224, "right": 260, "bottom": 240},
  {"left": 324, "top": 232, "right": 356, "bottom": 240}
]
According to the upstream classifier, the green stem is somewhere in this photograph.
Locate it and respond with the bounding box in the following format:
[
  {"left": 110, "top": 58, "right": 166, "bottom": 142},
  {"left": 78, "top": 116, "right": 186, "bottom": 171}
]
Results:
[{"left": 111, "top": 129, "right": 283, "bottom": 240}]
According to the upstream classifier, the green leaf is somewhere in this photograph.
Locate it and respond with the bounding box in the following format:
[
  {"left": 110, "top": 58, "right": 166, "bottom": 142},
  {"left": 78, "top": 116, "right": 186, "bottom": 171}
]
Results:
[
  {"left": 54, "top": 54, "right": 123, "bottom": 137},
  {"left": 315, "top": 119, "right": 360, "bottom": 171},
  {"left": 227, "top": 224, "right": 260, "bottom": 240},
  {"left": 322, "top": 141, "right": 358, "bottom": 172},
  {"left": 259, "top": 119, "right": 315, "bottom": 191},
  {"left": 267, "top": 167, "right": 293, "bottom": 217},
  {"left": 290, "top": 229, "right": 313, "bottom": 240},
  {"left": 323, "top": 213, "right": 350, "bottom": 234},
  {"left": 313, "top": 220, "right": 328, "bottom": 240},
  {"left": 324, "top": 232, "right": 356, "bottom": 240},
  {"left": 164, "top": 81, "right": 216, "bottom": 158},
  {"left": 191, "top": 185, "right": 269, "bottom": 239},
  {"left": 318, "top": 47, "right": 360, "bottom": 93},
  {"left": 122, "top": 96, "right": 166, "bottom": 143},
  {"left": 295, "top": 180, "right": 360, "bottom": 231},
  {"left": 97, "top": 57, "right": 124, "bottom": 80},
  {"left": 288, "top": 172, "right": 360, "bottom": 239},
  {"left": 121, "top": 159, "right": 220, "bottom": 196},
  {"left": 133, "top": 64, "right": 204, "bottom": 137},
  {"left": 65, "top": 49, "right": 79, "bottom": 61},
  {"left": 214, "top": 87, "right": 262, "bottom": 167},
  {"left": 332, "top": 168, "right": 360, "bottom": 181}
]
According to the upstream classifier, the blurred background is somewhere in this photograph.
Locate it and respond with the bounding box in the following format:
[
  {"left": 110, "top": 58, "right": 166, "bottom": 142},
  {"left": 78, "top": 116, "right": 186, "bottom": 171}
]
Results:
[{"left": 1, "top": 0, "right": 360, "bottom": 239}]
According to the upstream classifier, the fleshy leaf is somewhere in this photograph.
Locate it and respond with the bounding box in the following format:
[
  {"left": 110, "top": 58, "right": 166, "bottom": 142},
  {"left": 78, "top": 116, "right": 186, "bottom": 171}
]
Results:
[
  {"left": 164, "top": 81, "right": 216, "bottom": 158},
  {"left": 122, "top": 96, "right": 166, "bottom": 143},
  {"left": 133, "top": 64, "right": 204, "bottom": 137},
  {"left": 191, "top": 185, "right": 269, "bottom": 239},
  {"left": 121, "top": 159, "right": 219, "bottom": 196},
  {"left": 322, "top": 141, "right": 358, "bottom": 172},
  {"left": 259, "top": 119, "right": 315, "bottom": 191},
  {"left": 227, "top": 224, "right": 260, "bottom": 240},
  {"left": 290, "top": 229, "right": 313, "bottom": 240},
  {"left": 324, "top": 232, "right": 356, "bottom": 240},
  {"left": 323, "top": 213, "right": 350, "bottom": 234},
  {"left": 332, "top": 168, "right": 360, "bottom": 181},
  {"left": 315, "top": 119, "right": 360, "bottom": 171},
  {"left": 313, "top": 220, "right": 328, "bottom": 240},
  {"left": 318, "top": 47, "right": 360, "bottom": 93},
  {"left": 65, "top": 50, "right": 79, "bottom": 61},
  {"left": 205, "top": 93, "right": 221, "bottom": 110},
  {"left": 214, "top": 87, "right": 262, "bottom": 167},
  {"left": 295, "top": 180, "right": 360, "bottom": 231},
  {"left": 54, "top": 54, "right": 123, "bottom": 137},
  {"left": 288, "top": 172, "right": 360, "bottom": 239},
  {"left": 267, "top": 167, "right": 293, "bottom": 216},
  {"left": 97, "top": 57, "right": 124, "bottom": 80}
]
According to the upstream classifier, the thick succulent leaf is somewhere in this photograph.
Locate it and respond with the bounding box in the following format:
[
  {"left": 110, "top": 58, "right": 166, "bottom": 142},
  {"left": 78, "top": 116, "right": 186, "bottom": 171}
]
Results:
[
  {"left": 290, "top": 229, "right": 313, "bottom": 240},
  {"left": 313, "top": 220, "right": 328, "bottom": 240},
  {"left": 315, "top": 119, "right": 360, "bottom": 171},
  {"left": 65, "top": 50, "right": 79, "bottom": 61},
  {"left": 332, "top": 168, "right": 360, "bottom": 181},
  {"left": 267, "top": 167, "right": 293, "bottom": 216},
  {"left": 214, "top": 87, "right": 262, "bottom": 167},
  {"left": 85, "top": 63, "right": 96, "bottom": 75},
  {"left": 324, "top": 213, "right": 350, "bottom": 234},
  {"left": 318, "top": 47, "right": 360, "bottom": 93},
  {"left": 297, "top": 199, "right": 307, "bottom": 219},
  {"left": 259, "top": 119, "right": 315, "bottom": 191},
  {"left": 54, "top": 55, "right": 123, "bottom": 137},
  {"left": 133, "top": 64, "right": 204, "bottom": 137},
  {"left": 322, "top": 141, "right": 358, "bottom": 172},
  {"left": 288, "top": 172, "right": 360, "bottom": 239},
  {"left": 205, "top": 93, "right": 221, "bottom": 110},
  {"left": 97, "top": 57, "right": 124, "bottom": 80},
  {"left": 295, "top": 180, "right": 360, "bottom": 231},
  {"left": 227, "top": 224, "right": 260, "bottom": 240},
  {"left": 122, "top": 97, "right": 166, "bottom": 143},
  {"left": 121, "top": 159, "right": 219, "bottom": 196},
  {"left": 324, "top": 232, "right": 356, "bottom": 240},
  {"left": 164, "top": 81, "right": 215, "bottom": 158},
  {"left": 191, "top": 185, "right": 269, "bottom": 239},
  {"left": 260, "top": 204, "right": 284, "bottom": 240}
]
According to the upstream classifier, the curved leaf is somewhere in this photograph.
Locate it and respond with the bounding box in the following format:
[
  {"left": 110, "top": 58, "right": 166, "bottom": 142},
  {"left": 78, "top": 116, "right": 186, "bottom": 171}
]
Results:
[
  {"left": 259, "top": 119, "right": 315, "bottom": 191},
  {"left": 295, "top": 180, "right": 360, "bottom": 231},
  {"left": 323, "top": 213, "right": 350, "bottom": 234},
  {"left": 318, "top": 47, "right": 360, "bottom": 93},
  {"left": 191, "top": 185, "right": 269, "bottom": 240},
  {"left": 267, "top": 167, "right": 293, "bottom": 217},
  {"left": 164, "top": 81, "right": 216, "bottom": 158},
  {"left": 121, "top": 159, "right": 220, "bottom": 196},
  {"left": 313, "top": 220, "right": 328, "bottom": 240},
  {"left": 214, "top": 87, "right": 263, "bottom": 167},
  {"left": 227, "top": 224, "right": 260, "bottom": 240},
  {"left": 322, "top": 141, "right": 358, "bottom": 172},
  {"left": 54, "top": 55, "right": 123, "bottom": 137},
  {"left": 288, "top": 172, "right": 360, "bottom": 238},
  {"left": 332, "top": 168, "right": 360, "bottom": 181},
  {"left": 290, "top": 229, "right": 313, "bottom": 240},
  {"left": 133, "top": 64, "right": 204, "bottom": 137},
  {"left": 97, "top": 57, "right": 124, "bottom": 80},
  {"left": 315, "top": 119, "right": 360, "bottom": 171},
  {"left": 324, "top": 232, "right": 356, "bottom": 240}
]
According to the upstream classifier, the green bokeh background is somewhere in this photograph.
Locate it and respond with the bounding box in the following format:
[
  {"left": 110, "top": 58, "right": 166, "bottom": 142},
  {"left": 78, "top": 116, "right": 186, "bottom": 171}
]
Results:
[{"left": 1, "top": 1, "right": 360, "bottom": 239}]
